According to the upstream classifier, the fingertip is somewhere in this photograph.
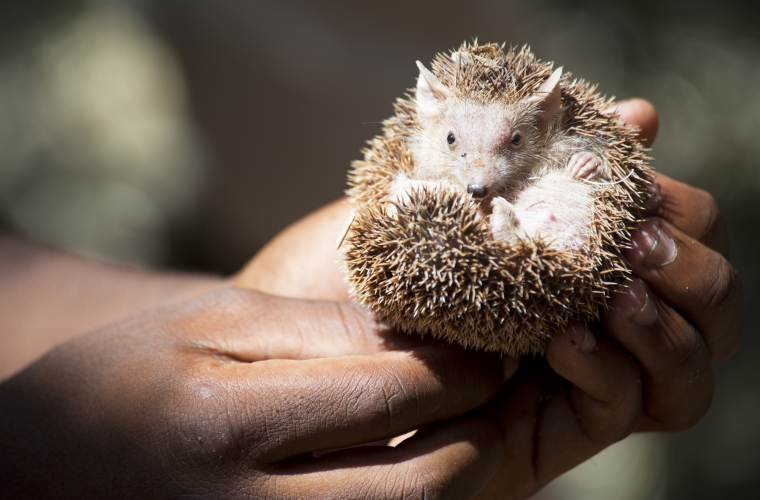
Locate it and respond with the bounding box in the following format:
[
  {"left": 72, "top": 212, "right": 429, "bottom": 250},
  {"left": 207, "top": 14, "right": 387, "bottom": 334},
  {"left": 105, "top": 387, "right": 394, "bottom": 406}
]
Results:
[
  {"left": 544, "top": 323, "right": 599, "bottom": 382},
  {"left": 547, "top": 323, "right": 597, "bottom": 358},
  {"left": 546, "top": 323, "right": 641, "bottom": 406},
  {"left": 606, "top": 98, "right": 659, "bottom": 146}
]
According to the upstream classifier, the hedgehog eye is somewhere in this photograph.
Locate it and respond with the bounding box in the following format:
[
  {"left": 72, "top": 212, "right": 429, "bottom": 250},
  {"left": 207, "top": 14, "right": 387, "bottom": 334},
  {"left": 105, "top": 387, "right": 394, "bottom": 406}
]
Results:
[
  {"left": 510, "top": 132, "right": 523, "bottom": 149},
  {"left": 447, "top": 133, "right": 456, "bottom": 145}
]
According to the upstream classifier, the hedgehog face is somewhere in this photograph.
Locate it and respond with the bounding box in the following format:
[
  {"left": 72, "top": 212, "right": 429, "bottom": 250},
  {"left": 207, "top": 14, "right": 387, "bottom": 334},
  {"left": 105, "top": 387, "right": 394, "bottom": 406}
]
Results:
[
  {"left": 411, "top": 62, "right": 558, "bottom": 199},
  {"left": 412, "top": 98, "right": 542, "bottom": 197}
]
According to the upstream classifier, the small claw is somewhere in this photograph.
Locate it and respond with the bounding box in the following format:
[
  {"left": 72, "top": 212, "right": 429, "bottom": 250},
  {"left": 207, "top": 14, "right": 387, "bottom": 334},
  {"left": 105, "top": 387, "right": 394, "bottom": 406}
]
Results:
[
  {"left": 567, "top": 152, "right": 606, "bottom": 180},
  {"left": 489, "top": 197, "right": 517, "bottom": 241}
]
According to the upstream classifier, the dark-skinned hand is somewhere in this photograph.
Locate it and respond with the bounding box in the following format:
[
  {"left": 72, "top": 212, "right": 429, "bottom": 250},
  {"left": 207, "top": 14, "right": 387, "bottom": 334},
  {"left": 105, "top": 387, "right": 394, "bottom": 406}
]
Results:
[
  {"left": 0, "top": 289, "right": 516, "bottom": 499},
  {"left": 0, "top": 100, "right": 741, "bottom": 500},
  {"left": 235, "top": 99, "right": 744, "bottom": 499}
]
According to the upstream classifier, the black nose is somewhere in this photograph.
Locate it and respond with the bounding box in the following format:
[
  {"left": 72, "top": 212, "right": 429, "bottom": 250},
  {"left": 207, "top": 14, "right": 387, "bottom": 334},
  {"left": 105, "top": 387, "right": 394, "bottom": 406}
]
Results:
[{"left": 467, "top": 184, "right": 488, "bottom": 198}]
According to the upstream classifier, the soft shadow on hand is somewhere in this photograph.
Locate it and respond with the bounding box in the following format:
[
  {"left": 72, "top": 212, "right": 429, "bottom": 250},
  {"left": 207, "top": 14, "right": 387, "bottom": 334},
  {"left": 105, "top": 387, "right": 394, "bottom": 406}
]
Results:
[{"left": 232, "top": 98, "right": 741, "bottom": 499}]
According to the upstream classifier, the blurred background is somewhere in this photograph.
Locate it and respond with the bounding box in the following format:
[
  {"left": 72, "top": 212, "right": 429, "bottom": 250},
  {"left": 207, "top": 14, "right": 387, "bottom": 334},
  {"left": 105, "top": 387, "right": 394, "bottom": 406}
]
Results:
[{"left": 1, "top": 0, "right": 757, "bottom": 498}]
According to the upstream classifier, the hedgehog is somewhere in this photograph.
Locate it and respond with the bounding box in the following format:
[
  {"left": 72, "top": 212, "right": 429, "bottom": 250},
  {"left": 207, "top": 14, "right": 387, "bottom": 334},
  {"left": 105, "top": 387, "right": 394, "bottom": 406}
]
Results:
[{"left": 341, "top": 42, "right": 651, "bottom": 357}]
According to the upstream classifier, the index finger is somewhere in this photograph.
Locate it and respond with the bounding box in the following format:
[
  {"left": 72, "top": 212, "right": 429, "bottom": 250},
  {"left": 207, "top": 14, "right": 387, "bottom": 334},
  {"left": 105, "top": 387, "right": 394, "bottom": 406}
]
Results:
[{"left": 183, "top": 345, "right": 512, "bottom": 462}]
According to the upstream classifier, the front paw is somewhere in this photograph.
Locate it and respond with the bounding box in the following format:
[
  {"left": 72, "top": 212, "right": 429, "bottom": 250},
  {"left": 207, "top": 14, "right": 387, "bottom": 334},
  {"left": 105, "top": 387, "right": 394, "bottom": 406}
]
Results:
[
  {"left": 489, "top": 197, "right": 517, "bottom": 241},
  {"left": 566, "top": 152, "right": 607, "bottom": 180}
]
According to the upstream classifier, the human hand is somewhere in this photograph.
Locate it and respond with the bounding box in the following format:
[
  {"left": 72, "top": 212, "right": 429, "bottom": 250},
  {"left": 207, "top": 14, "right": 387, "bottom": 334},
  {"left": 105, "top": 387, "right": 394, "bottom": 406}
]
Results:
[
  {"left": 234, "top": 98, "right": 743, "bottom": 499},
  {"left": 600, "top": 171, "right": 743, "bottom": 432},
  {"left": 0, "top": 288, "right": 517, "bottom": 499},
  {"left": 475, "top": 100, "right": 744, "bottom": 498}
]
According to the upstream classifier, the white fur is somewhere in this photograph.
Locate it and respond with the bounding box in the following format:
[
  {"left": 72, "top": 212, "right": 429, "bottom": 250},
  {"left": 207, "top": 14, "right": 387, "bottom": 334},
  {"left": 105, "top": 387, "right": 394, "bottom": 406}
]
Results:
[
  {"left": 390, "top": 63, "right": 611, "bottom": 251},
  {"left": 511, "top": 170, "right": 597, "bottom": 249}
]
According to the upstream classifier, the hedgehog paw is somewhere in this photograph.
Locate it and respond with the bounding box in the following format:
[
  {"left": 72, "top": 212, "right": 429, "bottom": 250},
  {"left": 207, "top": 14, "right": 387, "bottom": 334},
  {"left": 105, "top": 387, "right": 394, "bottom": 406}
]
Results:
[
  {"left": 489, "top": 197, "right": 517, "bottom": 241},
  {"left": 567, "top": 152, "right": 607, "bottom": 180}
]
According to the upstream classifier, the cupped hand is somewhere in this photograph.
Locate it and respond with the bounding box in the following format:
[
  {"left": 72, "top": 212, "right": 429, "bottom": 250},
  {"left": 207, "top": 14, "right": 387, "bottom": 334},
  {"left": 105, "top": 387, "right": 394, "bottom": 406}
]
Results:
[
  {"left": 598, "top": 97, "right": 742, "bottom": 432},
  {"left": 0, "top": 289, "right": 514, "bottom": 499},
  {"left": 601, "top": 173, "right": 743, "bottom": 432},
  {"left": 476, "top": 100, "right": 743, "bottom": 498},
  {"left": 234, "top": 98, "right": 743, "bottom": 499}
]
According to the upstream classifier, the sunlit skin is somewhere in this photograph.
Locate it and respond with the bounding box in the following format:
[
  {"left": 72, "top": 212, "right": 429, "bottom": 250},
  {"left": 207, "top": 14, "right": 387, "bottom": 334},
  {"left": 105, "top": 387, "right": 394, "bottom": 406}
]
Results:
[{"left": 0, "top": 100, "right": 743, "bottom": 499}]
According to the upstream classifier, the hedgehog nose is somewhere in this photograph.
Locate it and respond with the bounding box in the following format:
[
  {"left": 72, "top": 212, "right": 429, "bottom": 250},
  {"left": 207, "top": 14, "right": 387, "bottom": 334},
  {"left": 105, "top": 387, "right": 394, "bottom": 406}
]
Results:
[{"left": 467, "top": 184, "right": 488, "bottom": 198}]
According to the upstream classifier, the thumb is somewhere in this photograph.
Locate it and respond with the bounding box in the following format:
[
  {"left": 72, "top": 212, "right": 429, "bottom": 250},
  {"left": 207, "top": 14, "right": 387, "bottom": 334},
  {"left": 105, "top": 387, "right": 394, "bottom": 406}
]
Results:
[
  {"left": 605, "top": 98, "right": 659, "bottom": 146},
  {"left": 168, "top": 288, "right": 431, "bottom": 361}
]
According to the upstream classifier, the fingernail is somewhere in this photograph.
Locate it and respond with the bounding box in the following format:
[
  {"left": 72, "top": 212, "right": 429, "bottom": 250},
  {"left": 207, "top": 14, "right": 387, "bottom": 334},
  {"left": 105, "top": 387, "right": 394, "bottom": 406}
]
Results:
[
  {"left": 502, "top": 356, "right": 520, "bottom": 382},
  {"left": 632, "top": 220, "right": 678, "bottom": 267},
  {"left": 568, "top": 323, "right": 597, "bottom": 353},
  {"left": 645, "top": 225, "right": 677, "bottom": 267},
  {"left": 628, "top": 279, "right": 658, "bottom": 326},
  {"left": 579, "top": 324, "right": 597, "bottom": 352}
]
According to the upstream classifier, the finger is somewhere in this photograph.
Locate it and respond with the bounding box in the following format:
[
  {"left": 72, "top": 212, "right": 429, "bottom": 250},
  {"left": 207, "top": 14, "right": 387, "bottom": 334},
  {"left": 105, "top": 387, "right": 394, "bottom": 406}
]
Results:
[
  {"left": 544, "top": 324, "right": 642, "bottom": 445},
  {"left": 235, "top": 198, "right": 352, "bottom": 301},
  {"left": 644, "top": 173, "right": 729, "bottom": 256},
  {"left": 625, "top": 218, "right": 743, "bottom": 361},
  {"left": 604, "top": 278, "right": 714, "bottom": 431},
  {"left": 172, "top": 288, "right": 429, "bottom": 360},
  {"left": 491, "top": 328, "right": 642, "bottom": 494},
  {"left": 606, "top": 98, "right": 659, "bottom": 146},
  {"left": 271, "top": 409, "right": 504, "bottom": 500},
  {"left": 209, "top": 345, "right": 511, "bottom": 461}
]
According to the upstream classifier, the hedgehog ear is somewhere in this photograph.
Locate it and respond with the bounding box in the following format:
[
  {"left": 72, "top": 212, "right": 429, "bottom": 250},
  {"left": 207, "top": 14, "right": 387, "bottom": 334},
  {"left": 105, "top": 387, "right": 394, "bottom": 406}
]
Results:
[
  {"left": 528, "top": 67, "right": 563, "bottom": 124},
  {"left": 416, "top": 61, "right": 452, "bottom": 117}
]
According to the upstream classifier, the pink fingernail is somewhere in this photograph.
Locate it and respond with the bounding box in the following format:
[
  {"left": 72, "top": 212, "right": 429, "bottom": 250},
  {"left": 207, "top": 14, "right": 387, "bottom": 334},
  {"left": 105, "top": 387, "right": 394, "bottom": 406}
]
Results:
[
  {"left": 631, "top": 220, "right": 678, "bottom": 267},
  {"left": 579, "top": 325, "right": 597, "bottom": 352},
  {"left": 628, "top": 279, "right": 658, "bottom": 326},
  {"left": 568, "top": 323, "right": 597, "bottom": 353},
  {"left": 645, "top": 225, "right": 677, "bottom": 267}
]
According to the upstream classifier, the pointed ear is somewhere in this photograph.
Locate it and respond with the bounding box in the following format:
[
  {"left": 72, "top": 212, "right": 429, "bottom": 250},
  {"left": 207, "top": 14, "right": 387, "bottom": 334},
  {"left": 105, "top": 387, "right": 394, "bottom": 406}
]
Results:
[
  {"left": 415, "top": 61, "right": 452, "bottom": 117},
  {"left": 527, "top": 67, "right": 563, "bottom": 123}
]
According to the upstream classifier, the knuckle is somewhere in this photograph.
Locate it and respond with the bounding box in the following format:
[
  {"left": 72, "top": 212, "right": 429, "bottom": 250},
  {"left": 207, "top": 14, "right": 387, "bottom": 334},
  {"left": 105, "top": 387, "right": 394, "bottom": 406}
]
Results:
[
  {"left": 157, "top": 367, "right": 258, "bottom": 466},
  {"left": 652, "top": 375, "right": 714, "bottom": 432},
  {"left": 698, "top": 255, "right": 743, "bottom": 360},
  {"left": 580, "top": 359, "right": 644, "bottom": 443},
  {"left": 336, "top": 301, "right": 378, "bottom": 344},
  {"left": 675, "top": 324, "right": 703, "bottom": 364},
  {"left": 701, "top": 254, "right": 737, "bottom": 313},
  {"left": 673, "top": 396, "right": 713, "bottom": 432},
  {"left": 716, "top": 273, "right": 744, "bottom": 360},
  {"left": 369, "top": 366, "right": 420, "bottom": 430},
  {"left": 578, "top": 384, "right": 643, "bottom": 444},
  {"left": 177, "top": 374, "right": 233, "bottom": 433},
  {"left": 642, "top": 322, "right": 716, "bottom": 431},
  {"left": 654, "top": 321, "right": 704, "bottom": 376},
  {"left": 694, "top": 188, "right": 721, "bottom": 240},
  {"left": 208, "top": 287, "right": 257, "bottom": 316}
]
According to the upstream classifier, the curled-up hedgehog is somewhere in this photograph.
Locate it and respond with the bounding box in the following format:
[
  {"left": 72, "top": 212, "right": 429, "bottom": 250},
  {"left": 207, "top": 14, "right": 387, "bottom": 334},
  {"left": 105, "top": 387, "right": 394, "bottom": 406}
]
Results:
[{"left": 341, "top": 42, "right": 651, "bottom": 357}]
